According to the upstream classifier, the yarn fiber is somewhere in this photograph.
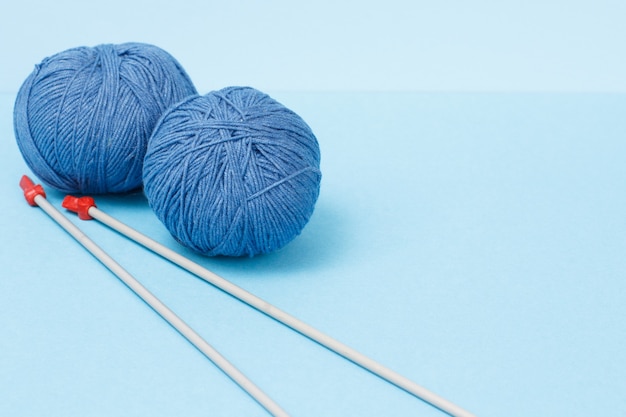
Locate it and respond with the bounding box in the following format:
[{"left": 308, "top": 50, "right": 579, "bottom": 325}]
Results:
[
  {"left": 13, "top": 42, "right": 197, "bottom": 194},
  {"left": 143, "top": 87, "right": 321, "bottom": 257}
]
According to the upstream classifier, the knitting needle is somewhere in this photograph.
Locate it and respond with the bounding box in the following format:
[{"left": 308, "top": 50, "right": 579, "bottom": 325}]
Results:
[
  {"left": 63, "top": 195, "right": 477, "bottom": 417},
  {"left": 19, "top": 176, "right": 290, "bottom": 417}
]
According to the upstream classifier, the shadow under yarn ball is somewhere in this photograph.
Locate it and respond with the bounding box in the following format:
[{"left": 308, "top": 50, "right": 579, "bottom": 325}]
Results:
[
  {"left": 143, "top": 87, "right": 322, "bottom": 257},
  {"left": 13, "top": 42, "right": 197, "bottom": 194}
]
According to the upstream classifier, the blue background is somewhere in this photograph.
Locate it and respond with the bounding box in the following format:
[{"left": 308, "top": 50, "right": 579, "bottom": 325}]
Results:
[
  {"left": 1, "top": 0, "right": 626, "bottom": 93},
  {"left": 1, "top": 2, "right": 625, "bottom": 417}
]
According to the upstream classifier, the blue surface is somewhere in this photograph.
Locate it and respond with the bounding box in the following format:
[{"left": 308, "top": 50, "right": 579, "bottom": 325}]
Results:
[{"left": 2, "top": 92, "right": 626, "bottom": 417}]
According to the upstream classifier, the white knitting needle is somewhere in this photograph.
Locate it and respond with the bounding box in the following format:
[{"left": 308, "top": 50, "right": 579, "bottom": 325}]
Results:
[
  {"left": 63, "top": 194, "right": 477, "bottom": 417},
  {"left": 19, "top": 176, "right": 290, "bottom": 417}
]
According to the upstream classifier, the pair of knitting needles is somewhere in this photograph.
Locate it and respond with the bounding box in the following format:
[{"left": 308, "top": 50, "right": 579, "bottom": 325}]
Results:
[{"left": 20, "top": 175, "right": 475, "bottom": 417}]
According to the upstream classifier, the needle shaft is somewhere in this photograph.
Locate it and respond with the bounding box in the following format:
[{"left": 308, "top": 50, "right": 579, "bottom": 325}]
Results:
[
  {"left": 21, "top": 177, "right": 290, "bottom": 417},
  {"left": 86, "top": 204, "right": 476, "bottom": 417}
]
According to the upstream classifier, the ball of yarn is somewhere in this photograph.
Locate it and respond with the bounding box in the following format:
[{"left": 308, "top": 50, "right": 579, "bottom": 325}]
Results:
[
  {"left": 13, "top": 42, "right": 197, "bottom": 194},
  {"left": 143, "top": 86, "right": 322, "bottom": 257}
]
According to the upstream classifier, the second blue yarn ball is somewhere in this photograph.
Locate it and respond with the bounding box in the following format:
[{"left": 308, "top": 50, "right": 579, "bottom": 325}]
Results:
[{"left": 143, "top": 86, "right": 322, "bottom": 257}]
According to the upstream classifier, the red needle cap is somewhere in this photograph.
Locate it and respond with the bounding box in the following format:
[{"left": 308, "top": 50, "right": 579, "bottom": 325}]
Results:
[
  {"left": 20, "top": 175, "right": 46, "bottom": 206},
  {"left": 62, "top": 195, "right": 96, "bottom": 220}
]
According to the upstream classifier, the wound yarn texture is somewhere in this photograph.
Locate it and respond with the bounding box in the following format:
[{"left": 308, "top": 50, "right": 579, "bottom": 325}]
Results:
[
  {"left": 13, "top": 42, "right": 197, "bottom": 194},
  {"left": 143, "top": 87, "right": 322, "bottom": 257}
]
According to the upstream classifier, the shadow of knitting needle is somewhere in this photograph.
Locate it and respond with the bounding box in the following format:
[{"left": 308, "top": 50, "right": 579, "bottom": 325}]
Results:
[
  {"left": 62, "top": 194, "right": 477, "bottom": 417},
  {"left": 19, "top": 176, "right": 290, "bottom": 417}
]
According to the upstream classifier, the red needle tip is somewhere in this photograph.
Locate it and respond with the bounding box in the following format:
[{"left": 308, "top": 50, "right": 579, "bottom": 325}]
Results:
[
  {"left": 20, "top": 175, "right": 46, "bottom": 206},
  {"left": 62, "top": 195, "right": 96, "bottom": 220}
]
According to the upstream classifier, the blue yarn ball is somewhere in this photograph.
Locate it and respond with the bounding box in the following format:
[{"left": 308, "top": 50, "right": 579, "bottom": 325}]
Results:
[
  {"left": 143, "top": 87, "right": 322, "bottom": 257},
  {"left": 13, "top": 42, "right": 197, "bottom": 194}
]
